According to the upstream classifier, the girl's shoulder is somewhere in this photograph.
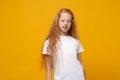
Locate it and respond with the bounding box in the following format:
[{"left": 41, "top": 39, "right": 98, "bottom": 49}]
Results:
[
  {"left": 43, "top": 39, "right": 49, "bottom": 45},
  {"left": 70, "top": 36, "right": 80, "bottom": 42}
]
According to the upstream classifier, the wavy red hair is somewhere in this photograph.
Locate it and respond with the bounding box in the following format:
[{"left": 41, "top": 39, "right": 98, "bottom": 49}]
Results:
[{"left": 45, "top": 8, "right": 80, "bottom": 56}]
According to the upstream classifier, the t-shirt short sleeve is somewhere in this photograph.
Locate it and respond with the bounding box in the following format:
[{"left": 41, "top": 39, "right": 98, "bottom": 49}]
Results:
[
  {"left": 77, "top": 40, "right": 84, "bottom": 53},
  {"left": 42, "top": 39, "right": 49, "bottom": 55}
]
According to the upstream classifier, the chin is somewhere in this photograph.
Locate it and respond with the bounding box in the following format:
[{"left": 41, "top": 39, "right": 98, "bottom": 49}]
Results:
[
  {"left": 63, "top": 31, "right": 68, "bottom": 33},
  {"left": 61, "top": 29, "right": 69, "bottom": 33}
]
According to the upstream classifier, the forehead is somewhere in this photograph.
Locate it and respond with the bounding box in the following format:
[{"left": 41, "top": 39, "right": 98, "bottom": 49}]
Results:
[{"left": 59, "top": 12, "right": 72, "bottom": 20}]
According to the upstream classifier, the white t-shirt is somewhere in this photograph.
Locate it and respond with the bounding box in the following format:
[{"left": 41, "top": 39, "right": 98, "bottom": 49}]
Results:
[{"left": 42, "top": 35, "right": 85, "bottom": 80}]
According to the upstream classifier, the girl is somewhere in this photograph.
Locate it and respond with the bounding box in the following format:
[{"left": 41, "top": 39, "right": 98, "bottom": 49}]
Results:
[{"left": 42, "top": 8, "right": 86, "bottom": 80}]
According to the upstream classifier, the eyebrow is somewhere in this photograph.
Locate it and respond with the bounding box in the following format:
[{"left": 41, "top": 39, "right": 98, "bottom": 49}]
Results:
[{"left": 60, "top": 18, "right": 72, "bottom": 20}]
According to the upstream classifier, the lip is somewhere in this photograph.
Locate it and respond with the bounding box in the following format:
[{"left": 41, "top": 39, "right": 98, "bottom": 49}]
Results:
[{"left": 63, "top": 26, "right": 68, "bottom": 30}]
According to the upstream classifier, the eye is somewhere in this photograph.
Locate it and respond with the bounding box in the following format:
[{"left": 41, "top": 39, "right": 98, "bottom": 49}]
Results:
[
  {"left": 67, "top": 20, "right": 72, "bottom": 23},
  {"left": 60, "top": 19, "right": 65, "bottom": 22}
]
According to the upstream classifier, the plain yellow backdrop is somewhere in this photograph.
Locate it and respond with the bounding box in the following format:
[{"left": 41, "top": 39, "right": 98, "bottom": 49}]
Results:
[{"left": 0, "top": 0, "right": 120, "bottom": 80}]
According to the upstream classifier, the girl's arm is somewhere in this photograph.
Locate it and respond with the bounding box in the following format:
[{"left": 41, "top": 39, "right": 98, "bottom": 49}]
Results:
[
  {"left": 44, "top": 55, "right": 52, "bottom": 80},
  {"left": 77, "top": 53, "right": 87, "bottom": 80}
]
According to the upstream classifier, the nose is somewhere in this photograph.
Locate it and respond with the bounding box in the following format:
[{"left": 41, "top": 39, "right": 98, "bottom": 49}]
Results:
[{"left": 64, "top": 21, "right": 68, "bottom": 25}]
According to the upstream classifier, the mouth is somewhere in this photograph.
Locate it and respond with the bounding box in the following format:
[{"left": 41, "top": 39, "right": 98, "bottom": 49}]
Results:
[{"left": 63, "top": 26, "right": 68, "bottom": 30}]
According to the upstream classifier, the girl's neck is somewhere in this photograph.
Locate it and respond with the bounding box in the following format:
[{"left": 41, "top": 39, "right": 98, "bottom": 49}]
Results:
[{"left": 60, "top": 32, "right": 69, "bottom": 36}]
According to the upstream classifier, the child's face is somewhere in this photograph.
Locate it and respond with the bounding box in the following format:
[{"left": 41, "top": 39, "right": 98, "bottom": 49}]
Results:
[{"left": 58, "top": 12, "right": 72, "bottom": 35}]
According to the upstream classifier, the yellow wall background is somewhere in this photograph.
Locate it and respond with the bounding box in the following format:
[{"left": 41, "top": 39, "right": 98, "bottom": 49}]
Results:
[{"left": 0, "top": 0, "right": 120, "bottom": 80}]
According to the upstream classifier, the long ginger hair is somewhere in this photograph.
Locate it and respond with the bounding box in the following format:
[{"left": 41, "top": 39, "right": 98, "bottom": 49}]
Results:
[{"left": 45, "top": 8, "right": 80, "bottom": 56}]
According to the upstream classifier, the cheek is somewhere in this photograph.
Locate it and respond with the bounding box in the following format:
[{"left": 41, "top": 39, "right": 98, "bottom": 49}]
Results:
[
  {"left": 68, "top": 23, "right": 72, "bottom": 28},
  {"left": 59, "top": 22, "right": 63, "bottom": 27}
]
